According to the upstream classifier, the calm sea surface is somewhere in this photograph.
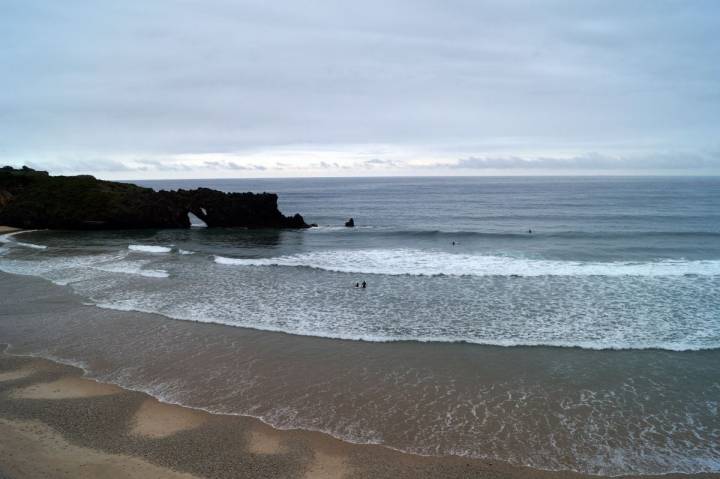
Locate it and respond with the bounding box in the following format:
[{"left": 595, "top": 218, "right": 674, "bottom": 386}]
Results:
[{"left": 1, "top": 176, "right": 719, "bottom": 474}]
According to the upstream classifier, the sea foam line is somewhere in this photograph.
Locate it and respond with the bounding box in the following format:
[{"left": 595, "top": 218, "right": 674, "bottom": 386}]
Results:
[
  {"left": 0, "top": 230, "right": 48, "bottom": 250},
  {"left": 214, "top": 249, "right": 720, "bottom": 277},
  {"left": 128, "top": 244, "right": 173, "bottom": 253},
  {"left": 90, "top": 299, "right": 720, "bottom": 352},
  {"left": 0, "top": 251, "right": 169, "bottom": 281},
  {"left": 94, "top": 264, "right": 170, "bottom": 278}
]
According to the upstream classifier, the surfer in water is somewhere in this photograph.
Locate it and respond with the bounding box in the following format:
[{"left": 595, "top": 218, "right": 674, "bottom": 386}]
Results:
[{"left": 361, "top": 281, "right": 367, "bottom": 288}]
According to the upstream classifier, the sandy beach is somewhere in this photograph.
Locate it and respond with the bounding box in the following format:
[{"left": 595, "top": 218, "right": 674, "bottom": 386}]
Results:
[
  {"left": 0, "top": 226, "right": 20, "bottom": 234},
  {"left": 0, "top": 352, "right": 716, "bottom": 479}
]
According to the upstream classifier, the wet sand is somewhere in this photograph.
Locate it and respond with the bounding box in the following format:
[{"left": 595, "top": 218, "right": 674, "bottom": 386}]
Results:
[
  {"left": 0, "top": 353, "right": 717, "bottom": 479},
  {"left": 0, "top": 226, "right": 20, "bottom": 234},
  {"left": 0, "top": 418, "right": 200, "bottom": 479}
]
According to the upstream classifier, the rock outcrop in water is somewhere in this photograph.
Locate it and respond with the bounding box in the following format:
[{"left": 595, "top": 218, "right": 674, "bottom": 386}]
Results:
[
  {"left": 171, "top": 187, "right": 308, "bottom": 229},
  {"left": 0, "top": 166, "right": 309, "bottom": 230}
]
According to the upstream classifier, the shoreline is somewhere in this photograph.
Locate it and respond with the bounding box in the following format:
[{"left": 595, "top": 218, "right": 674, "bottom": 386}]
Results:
[
  {"left": 0, "top": 351, "right": 716, "bottom": 479},
  {"left": 0, "top": 352, "right": 559, "bottom": 479},
  {"left": 1, "top": 271, "right": 718, "bottom": 477},
  {"left": 0, "top": 225, "right": 21, "bottom": 234}
]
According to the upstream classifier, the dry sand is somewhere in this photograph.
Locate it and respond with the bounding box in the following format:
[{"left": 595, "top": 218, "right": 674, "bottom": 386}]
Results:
[{"left": 0, "top": 355, "right": 717, "bottom": 479}]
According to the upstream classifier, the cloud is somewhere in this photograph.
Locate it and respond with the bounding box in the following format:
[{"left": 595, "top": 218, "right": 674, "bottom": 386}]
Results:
[
  {"left": 449, "top": 152, "right": 720, "bottom": 170},
  {"left": 22, "top": 158, "right": 134, "bottom": 173},
  {"left": 360, "top": 158, "right": 402, "bottom": 169},
  {"left": 203, "top": 161, "right": 266, "bottom": 171},
  {"left": 0, "top": 1, "right": 718, "bottom": 177},
  {"left": 134, "top": 158, "right": 193, "bottom": 171}
]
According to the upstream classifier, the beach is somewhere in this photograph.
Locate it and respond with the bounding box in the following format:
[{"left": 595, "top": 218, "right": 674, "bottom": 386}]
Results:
[
  {"left": 1, "top": 271, "right": 719, "bottom": 478},
  {"left": 1, "top": 350, "right": 716, "bottom": 479},
  {"left": 0, "top": 353, "right": 569, "bottom": 479}
]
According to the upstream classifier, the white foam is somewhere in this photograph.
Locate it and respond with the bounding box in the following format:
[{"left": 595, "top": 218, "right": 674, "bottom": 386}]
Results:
[
  {"left": 309, "top": 225, "right": 372, "bottom": 231},
  {"left": 86, "top": 287, "right": 720, "bottom": 352},
  {"left": 214, "top": 249, "right": 720, "bottom": 277},
  {"left": 95, "top": 262, "right": 169, "bottom": 278},
  {"left": 178, "top": 249, "right": 195, "bottom": 255},
  {"left": 0, "top": 231, "right": 48, "bottom": 250},
  {"left": 0, "top": 252, "right": 120, "bottom": 274},
  {"left": 14, "top": 241, "right": 47, "bottom": 250},
  {"left": 128, "top": 244, "right": 172, "bottom": 253},
  {"left": 3, "top": 247, "right": 718, "bottom": 353},
  {"left": 140, "top": 269, "right": 169, "bottom": 278}
]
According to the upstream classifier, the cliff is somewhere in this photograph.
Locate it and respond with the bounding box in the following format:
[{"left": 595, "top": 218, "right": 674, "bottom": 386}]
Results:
[{"left": 0, "top": 166, "right": 309, "bottom": 230}]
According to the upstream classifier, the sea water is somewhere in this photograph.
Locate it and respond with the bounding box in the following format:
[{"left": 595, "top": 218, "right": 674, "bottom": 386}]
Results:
[{"left": 1, "top": 176, "right": 718, "bottom": 474}]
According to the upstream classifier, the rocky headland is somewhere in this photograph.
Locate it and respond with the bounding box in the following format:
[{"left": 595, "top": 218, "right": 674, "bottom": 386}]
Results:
[{"left": 0, "top": 166, "right": 309, "bottom": 230}]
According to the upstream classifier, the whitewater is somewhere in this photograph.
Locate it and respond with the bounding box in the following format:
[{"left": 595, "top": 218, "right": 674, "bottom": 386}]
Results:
[{"left": 214, "top": 248, "right": 720, "bottom": 277}]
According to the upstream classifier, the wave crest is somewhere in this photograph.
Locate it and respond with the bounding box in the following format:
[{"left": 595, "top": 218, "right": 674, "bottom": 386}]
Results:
[
  {"left": 128, "top": 244, "right": 172, "bottom": 253},
  {"left": 214, "top": 249, "right": 720, "bottom": 277},
  {"left": 0, "top": 231, "right": 48, "bottom": 250}
]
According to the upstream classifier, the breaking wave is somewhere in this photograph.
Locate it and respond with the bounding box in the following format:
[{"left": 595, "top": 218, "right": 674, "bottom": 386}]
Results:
[
  {"left": 128, "top": 244, "right": 173, "bottom": 253},
  {"left": 0, "top": 252, "right": 169, "bottom": 281},
  {"left": 79, "top": 299, "right": 720, "bottom": 352},
  {"left": 0, "top": 231, "right": 48, "bottom": 250},
  {"left": 94, "top": 262, "right": 169, "bottom": 278},
  {"left": 214, "top": 249, "right": 720, "bottom": 277}
]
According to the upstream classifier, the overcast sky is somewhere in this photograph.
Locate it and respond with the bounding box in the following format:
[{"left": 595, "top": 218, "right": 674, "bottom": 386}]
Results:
[{"left": 1, "top": 0, "right": 719, "bottom": 178}]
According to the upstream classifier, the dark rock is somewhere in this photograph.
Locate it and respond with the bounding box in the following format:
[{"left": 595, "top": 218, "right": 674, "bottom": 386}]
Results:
[
  {"left": 171, "top": 188, "right": 307, "bottom": 229},
  {"left": 345, "top": 218, "right": 355, "bottom": 227},
  {"left": 0, "top": 166, "right": 309, "bottom": 230}
]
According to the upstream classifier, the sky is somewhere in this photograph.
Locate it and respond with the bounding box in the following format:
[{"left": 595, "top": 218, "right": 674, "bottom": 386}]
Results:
[{"left": 1, "top": 0, "right": 719, "bottom": 179}]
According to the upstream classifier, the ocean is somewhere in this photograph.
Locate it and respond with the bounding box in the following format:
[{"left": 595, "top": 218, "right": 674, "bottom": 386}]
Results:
[{"left": 1, "top": 176, "right": 719, "bottom": 475}]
